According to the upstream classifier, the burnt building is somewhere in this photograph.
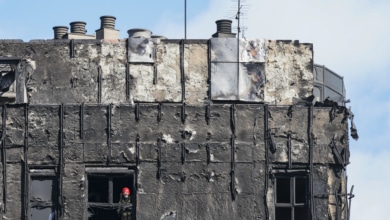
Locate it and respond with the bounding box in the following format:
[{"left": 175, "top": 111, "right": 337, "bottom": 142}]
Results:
[{"left": 0, "top": 17, "right": 356, "bottom": 220}]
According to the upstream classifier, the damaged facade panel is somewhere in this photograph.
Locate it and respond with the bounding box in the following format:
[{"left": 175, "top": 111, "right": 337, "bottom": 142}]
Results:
[
  {"left": 265, "top": 40, "right": 314, "bottom": 105},
  {"left": 129, "top": 42, "right": 181, "bottom": 102},
  {"left": 184, "top": 43, "right": 209, "bottom": 104},
  {"left": 267, "top": 106, "right": 309, "bottom": 164},
  {"left": 210, "top": 38, "right": 266, "bottom": 102}
]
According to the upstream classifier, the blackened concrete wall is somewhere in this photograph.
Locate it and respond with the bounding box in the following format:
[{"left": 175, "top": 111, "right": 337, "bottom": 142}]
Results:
[{"left": 0, "top": 103, "right": 349, "bottom": 219}]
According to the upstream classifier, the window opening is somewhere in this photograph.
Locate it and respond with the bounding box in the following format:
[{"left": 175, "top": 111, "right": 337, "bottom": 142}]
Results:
[
  {"left": 86, "top": 169, "right": 134, "bottom": 220},
  {"left": 275, "top": 175, "right": 308, "bottom": 220},
  {"left": 28, "top": 168, "right": 57, "bottom": 220},
  {"left": 0, "top": 62, "right": 17, "bottom": 104}
]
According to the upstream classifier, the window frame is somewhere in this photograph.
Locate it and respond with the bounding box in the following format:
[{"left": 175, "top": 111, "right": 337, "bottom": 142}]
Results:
[
  {"left": 274, "top": 172, "right": 309, "bottom": 220},
  {"left": 27, "top": 167, "right": 58, "bottom": 220},
  {"left": 85, "top": 167, "right": 135, "bottom": 220}
]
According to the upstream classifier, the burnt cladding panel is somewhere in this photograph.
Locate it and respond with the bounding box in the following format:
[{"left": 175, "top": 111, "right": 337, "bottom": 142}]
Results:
[
  {"left": 183, "top": 105, "right": 209, "bottom": 143},
  {"left": 158, "top": 104, "right": 182, "bottom": 144},
  {"left": 5, "top": 106, "right": 24, "bottom": 163},
  {"left": 208, "top": 104, "right": 232, "bottom": 142},
  {"left": 83, "top": 105, "right": 107, "bottom": 143},
  {"left": 137, "top": 104, "right": 159, "bottom": 142},
  {"left": 111, "top": 105, "right": 138, "bottom": 143},
  {"left": 4, "top": 106, "right": 25, "bottom": 147},
  {"left": 63, "top": 105, "right": 81, "bottom": 143},
  {"left": 28, "top": 105, "right": 60, "bottom": 164}
]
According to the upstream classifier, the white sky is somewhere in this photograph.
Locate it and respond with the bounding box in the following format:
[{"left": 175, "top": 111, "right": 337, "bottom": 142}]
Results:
[{"left": 1, "top": 0, "right": 389, "bottom": 219}]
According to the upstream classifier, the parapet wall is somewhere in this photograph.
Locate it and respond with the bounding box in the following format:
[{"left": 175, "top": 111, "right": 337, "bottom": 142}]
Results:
[{"left": 0, "top": 38, "right": 313, "bottom": 105}]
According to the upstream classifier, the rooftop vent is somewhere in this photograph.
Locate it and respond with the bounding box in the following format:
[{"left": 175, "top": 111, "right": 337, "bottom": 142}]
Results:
[
  {"left": 53, "top": 26, "right": 68, "bottom": 39},
  {"left": 70, "top": 21, "right": 87, "bottom": 34},
  {"left": 128, "top": 28, "right": 152, "bottom": 38},
  {"left": 212, "top": 19, "right": 236, "bottom": 38},
  {"left": 100, "top": 15, "right": 116, "bottom": 29},
  {"left": 96, "top": 16, "right": 119, "bottom": 40}
]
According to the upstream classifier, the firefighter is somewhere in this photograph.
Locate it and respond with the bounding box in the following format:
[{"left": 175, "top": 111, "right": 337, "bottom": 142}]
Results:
[{"left": 117, "top": 187, "right": 132, "bottom": 220}]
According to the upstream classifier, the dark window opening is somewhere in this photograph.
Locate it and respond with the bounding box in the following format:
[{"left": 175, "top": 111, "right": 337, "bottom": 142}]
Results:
[
  {"left": 28, "top": 169, "right": 57, "bottom": 220},
  {"left": 0, "top": 62, "right": 17, "bottom": 104},
  {"left": 276, "top": 178, "right": 290, "bottom": 203},
  {"left": 86, "top": 169, "right": 135, "bottom": 220},
  {"left": 276, "top": 207, "right": 292, "bottom": 220},
  {"left": 275, "top": 175, "right": 308, "bottom": 220},
  {"left": 295, "top": 177, "right": 306, "bottom": 204}
]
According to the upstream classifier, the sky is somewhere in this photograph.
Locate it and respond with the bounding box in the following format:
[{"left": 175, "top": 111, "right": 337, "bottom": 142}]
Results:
[{"left": 1, "top": 0, "right": 389, "bottom": 219}]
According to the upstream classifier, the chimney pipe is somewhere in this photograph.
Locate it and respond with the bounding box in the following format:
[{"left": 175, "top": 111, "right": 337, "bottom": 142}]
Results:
[
  {"left": 212, "top": 19, "right": 236, "bottom": 38},
  {"left": 127, "top": 28, "right": 152, "bottom": 38},
  {"left": 53, "top": 26, "right": 68, "bottom": 39},
  {"left": 70, "top": 21, "right": 87, "bottom": 34},
  {"left": 100, "top": 16, "right": 116, "bottom": 29},
  {"left": 216, "top": 19, "right": 232, "bottom": 34}
]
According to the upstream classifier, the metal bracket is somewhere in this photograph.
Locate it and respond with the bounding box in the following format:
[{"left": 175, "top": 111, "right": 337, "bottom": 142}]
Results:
[
  {"left": 157, "top": 103, "right": 162, "bottom": 122},
  {"left": 206, "top": 102, "right": 211, "bottom": 125},
  {"left": 97, "top": 66, "right": 102, "bottom": 104},
  {"left": 135, "top": 103, "right": 140, "bottom": 122},
  {"left": 329, "top": 136, "right": 346, "bottom": 167},
  {"left": 347, "top": 185, "right": 355, "bottom": 220},
  {"left": 70, "top": 39, "right": 75, "bottom": 58},
  {"left": 206, "top": 143, "right": 210, "bottom": 164},
  {"left": 180, "top": 39, "right": 186, "bottom": 102},
  {"left": 126, "top": 63, "right": 130, "bottom": 101},
  {"left": 80, "top": 103, "right": 84, "bottom": 140},
  {"left": 287, "top": 130, "right": 292, "bottom": 169},
  {"left": 181, "top": 143, "right": 186, "bottom": 164},
  {"left": 157, "top": 137, "right": 162, "bottom": 179},
  {"left": 153, "top": 64, "right": 158, "bottom": 85},
  {"left": 59, "top": 104, "right": 64, "bottom": 217},
  {"left": 287, "top": 105, "right": 294, "bottom": 118},
  {"left": 181, "top": 103, "right": 186, "bottom": 123},
  {"left": 263, "top": 104, "right": 270, "bottom": 219},
  {"left": 267, "top": 129, "right": 276, "bottom": 153},
  {"left": 230, "top": 135, "right": 236, "bottom": 200},
  {"left": 23, "top": 104, "right": 29, "bottom": 219},
  {"left": 231, "top": 104, "right": 236, "bottom": 137},
  {"left": 136, "top": 135, "right": 140, "bottom": 166},
  {"left": 107, "top": 104, "right": 112, "bottom": 164}
]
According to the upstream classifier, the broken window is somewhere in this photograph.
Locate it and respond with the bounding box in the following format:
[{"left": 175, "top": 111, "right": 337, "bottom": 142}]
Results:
[
  {"left": 86, "top": 168, "right": 135, "bottom": 220},
  {"left": 275, "top": 175, "right": 308, "bottom": 220},
  {"left": 28, "top": 168, "right": 57, "bottom": 220},
  {"left": 0, "top": 58, "right": 19, "bottom": 104}
]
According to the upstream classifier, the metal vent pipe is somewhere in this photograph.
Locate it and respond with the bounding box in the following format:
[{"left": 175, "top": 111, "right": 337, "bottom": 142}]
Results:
[
  {"left": 53, "top": 26, "right": 68, "bottom": 39},
  {"left": 100, "top": 16, "right": 116, "bottom": 29},
  {"left": 216, "top": 19, "right": 232, "bottom": 33},
  {"left": 128, "top": 28, "right": 152, "bottom": 38},
  {"left": 70, "top": 21, "right": 87, "bottom": 34}
]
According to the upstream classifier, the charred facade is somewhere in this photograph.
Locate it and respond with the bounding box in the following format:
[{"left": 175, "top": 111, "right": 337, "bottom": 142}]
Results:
[{"left": 0, "top": 18, "right": 355, "bottom": 220}]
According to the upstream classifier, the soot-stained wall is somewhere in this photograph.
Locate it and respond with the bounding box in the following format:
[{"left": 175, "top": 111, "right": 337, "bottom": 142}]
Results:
[{"left": 0, "top": 103, "right": 349, "bottom": 219}]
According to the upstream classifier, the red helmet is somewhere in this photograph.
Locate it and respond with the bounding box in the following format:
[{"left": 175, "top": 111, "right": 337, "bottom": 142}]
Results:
[{"left": 122, "top": 187, "right": 130, "bottom": 195}]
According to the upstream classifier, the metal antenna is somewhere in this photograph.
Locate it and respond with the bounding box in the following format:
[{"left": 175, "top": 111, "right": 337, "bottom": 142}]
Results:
[
  {"left": 184, "top": 0, "right": 187, "bottom": 39},
  {"left": 237, "top": 0, "right": 241, "bottom": 39},
  {"left": 226, "top": 0, "right": 250, "bottom": 39}
]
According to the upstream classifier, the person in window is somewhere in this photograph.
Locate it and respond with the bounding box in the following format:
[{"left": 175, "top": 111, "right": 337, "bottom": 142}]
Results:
[{"left": 117, "top": 187, "right": 132, "bottom": 220}]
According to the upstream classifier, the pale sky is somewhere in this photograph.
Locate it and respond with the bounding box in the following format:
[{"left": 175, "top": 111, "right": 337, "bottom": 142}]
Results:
[{"left": 1, "top": 0, "right": 389, "bottom": 219}]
